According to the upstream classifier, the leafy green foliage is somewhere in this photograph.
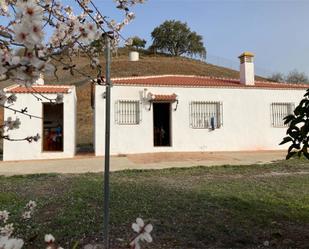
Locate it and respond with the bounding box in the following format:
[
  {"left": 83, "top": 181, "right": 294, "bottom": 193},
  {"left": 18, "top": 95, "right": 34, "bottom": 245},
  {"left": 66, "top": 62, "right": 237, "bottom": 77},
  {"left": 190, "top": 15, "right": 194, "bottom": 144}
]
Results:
[
  {"left": 130, "top": 36, "right": 147, "bottom": 50},
  {"left": 151, "top": 20, "right": 206, "bottom": 58},
  {"left": 281, "top": 89, "right": 309, "bottom": 159}
]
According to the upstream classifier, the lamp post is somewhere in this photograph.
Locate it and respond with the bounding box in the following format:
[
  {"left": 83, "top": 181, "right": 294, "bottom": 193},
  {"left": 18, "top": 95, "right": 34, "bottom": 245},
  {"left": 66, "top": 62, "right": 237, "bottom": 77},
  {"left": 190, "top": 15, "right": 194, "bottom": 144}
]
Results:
[{"left": 103, "top": 34, "right": 111, "bottom": 249}]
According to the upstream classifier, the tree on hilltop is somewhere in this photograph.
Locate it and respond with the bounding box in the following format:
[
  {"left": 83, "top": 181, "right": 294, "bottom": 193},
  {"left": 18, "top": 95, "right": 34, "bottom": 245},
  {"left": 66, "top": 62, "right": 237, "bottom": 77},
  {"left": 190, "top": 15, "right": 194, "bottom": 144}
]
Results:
[
  {"left": 130, "top": 36, "right": 147, "bottom": 50},
  {"left": 151, "top": 20, "right": 206, "bottom": 58}
]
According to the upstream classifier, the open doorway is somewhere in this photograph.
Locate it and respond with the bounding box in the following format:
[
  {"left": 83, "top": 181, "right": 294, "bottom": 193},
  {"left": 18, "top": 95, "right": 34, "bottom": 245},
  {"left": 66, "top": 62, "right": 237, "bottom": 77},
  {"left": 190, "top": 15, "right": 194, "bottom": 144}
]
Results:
[
  {"left": 43, "top": 103, "right": 64, "bottom": 151},
  {"left": 153, "top": 103, "right": 171, "bottom": 147}
]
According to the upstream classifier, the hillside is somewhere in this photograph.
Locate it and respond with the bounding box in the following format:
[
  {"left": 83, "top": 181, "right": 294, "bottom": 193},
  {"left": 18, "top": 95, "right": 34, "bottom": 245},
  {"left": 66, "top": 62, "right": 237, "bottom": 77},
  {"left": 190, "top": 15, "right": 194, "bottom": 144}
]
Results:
[
  {"left": 1, "top": 53, "right": 268, "bottom": 151},
  {"left": 44, "top": 51, "right": 267, "bottom": 85}
]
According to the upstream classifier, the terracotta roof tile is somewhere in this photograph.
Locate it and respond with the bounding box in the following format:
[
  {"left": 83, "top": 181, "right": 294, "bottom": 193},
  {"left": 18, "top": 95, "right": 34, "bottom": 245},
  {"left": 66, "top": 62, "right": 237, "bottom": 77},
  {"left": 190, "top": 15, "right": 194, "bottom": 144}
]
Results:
[
  {"left": 150, "top": 93, "right": 177, "bottom": 102},
  {"left": 111, "top": 75, "right": 309, "bottom": 90},
  {"left": 5, "top": 85, "right": 72, "bottom": 94}
]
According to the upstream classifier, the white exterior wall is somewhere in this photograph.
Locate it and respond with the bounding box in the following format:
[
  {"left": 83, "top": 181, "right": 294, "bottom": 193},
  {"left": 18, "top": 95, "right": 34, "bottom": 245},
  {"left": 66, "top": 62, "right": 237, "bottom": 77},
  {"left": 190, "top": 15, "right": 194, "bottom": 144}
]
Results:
[
  {"left": 129, "top": 51, "right": 139, "bottom": 61},
  {"left": 3, "top": 88, "right": 76, "bottom": 161},
  {"left": 240, "top": 62, "right": 255, "bottom": 85},
  {"left": 95, "top": 85, "right": 305, "bottom": 156}
]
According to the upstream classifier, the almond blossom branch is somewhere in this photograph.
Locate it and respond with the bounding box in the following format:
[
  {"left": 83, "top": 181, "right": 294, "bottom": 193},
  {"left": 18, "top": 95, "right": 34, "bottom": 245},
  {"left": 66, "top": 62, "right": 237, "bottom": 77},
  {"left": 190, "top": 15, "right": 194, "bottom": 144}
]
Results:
[
  {"left": 130, "top": 218, "right": 153, "bottom": 249},
  {"left": 0, "top": 104, "right": 42, "bottom": 119},
  {"left": 1, "top": 134, "right": 40, "bottom": 142},
  {"left": 26, "top": 85, "right": 63, "bottom": 103},
  {"left": 89, "top": 0, "right": 134, "bottom": 44},
  {"left": 43, "top": 0, "right": 55, "bottom": 28},
  {"left": 75, "top": 0, "right": 108, "bottom": 34},
  {"left": 50, "top": 55, "right": 94, "bottom": 80}
]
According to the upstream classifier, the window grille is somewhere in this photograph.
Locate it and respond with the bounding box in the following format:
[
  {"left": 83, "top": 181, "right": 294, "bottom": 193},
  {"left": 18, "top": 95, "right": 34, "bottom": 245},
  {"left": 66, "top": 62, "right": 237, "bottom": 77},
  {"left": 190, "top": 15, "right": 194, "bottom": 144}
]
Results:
[
  {"left": 189, "top": 101, "right": 223, "bottom": 129},
  {"left": 115, "top": 100, "right": 141, "bottom": 125},
  {"left": 271, "top": 102, "right": 294, "bottom": 127}
]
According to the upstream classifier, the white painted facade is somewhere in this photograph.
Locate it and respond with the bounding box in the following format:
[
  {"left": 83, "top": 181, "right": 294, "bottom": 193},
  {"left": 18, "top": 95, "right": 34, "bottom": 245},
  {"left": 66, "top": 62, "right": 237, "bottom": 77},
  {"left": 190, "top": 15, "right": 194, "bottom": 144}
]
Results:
[
  {"left": 129, "top": 51, "right": 139, "bottom": 61},
  {"left": 239, "top": 52, "right": 255, "bottom": 85},
  {"left": 94, "top": 80, "right": 306, "bottom": 156},
  {"left": 3, "top": 85, "right": 77, "bottom": 161}
]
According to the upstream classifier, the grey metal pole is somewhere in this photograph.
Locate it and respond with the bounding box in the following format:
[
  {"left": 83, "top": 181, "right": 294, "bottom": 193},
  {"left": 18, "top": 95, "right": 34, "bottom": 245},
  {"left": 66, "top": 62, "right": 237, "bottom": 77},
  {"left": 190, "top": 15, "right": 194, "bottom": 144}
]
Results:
[{"left": 104, "top": 35, "right": 111, "bottom": 249}]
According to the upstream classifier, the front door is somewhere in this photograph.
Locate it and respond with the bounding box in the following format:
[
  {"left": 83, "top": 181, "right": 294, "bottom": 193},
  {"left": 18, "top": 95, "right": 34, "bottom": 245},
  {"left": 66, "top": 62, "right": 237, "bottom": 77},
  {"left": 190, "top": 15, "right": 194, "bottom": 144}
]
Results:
[
  {"left": 153, "top": 103, "right": 171, "bottom": 146},
  {"left": 42, "top": 103, "right": 64, "bottom": 152}
]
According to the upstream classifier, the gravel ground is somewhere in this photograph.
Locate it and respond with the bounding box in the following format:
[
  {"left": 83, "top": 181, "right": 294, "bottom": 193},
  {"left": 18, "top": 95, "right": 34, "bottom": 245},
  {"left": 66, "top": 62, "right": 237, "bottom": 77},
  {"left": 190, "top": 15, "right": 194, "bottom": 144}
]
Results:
[{"left": 0, "top": 150, "right": 287, "bottom": 176}]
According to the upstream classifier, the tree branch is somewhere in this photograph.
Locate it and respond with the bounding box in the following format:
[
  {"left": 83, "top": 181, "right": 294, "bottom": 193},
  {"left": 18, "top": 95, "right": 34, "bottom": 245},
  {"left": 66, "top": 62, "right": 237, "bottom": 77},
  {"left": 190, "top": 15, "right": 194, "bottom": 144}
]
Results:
[{"left": 0, "top": 104, "right": 42, "bottom": 119}]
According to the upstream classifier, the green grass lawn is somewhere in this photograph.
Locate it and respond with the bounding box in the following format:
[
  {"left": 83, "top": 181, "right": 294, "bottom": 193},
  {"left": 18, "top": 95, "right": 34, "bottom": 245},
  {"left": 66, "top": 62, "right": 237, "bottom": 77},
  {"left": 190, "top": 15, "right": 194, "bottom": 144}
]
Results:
[{"left": 0, "top": 159, "right": 308, "bottom": 249}]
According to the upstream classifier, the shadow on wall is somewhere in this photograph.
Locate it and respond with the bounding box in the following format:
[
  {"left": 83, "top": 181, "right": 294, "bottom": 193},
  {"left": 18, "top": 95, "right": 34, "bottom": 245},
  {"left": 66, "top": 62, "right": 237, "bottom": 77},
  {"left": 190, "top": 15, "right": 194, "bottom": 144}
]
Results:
[{"left": 76, "top": 143, "right": 94, "bottom": 154}]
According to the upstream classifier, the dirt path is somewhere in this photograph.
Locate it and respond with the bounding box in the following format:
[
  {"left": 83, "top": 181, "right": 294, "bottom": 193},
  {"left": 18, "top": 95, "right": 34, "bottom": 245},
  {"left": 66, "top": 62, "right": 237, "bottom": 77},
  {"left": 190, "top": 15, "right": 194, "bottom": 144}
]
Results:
[{"left": 0, "top": 150, "right": 288, "bottom": 176}]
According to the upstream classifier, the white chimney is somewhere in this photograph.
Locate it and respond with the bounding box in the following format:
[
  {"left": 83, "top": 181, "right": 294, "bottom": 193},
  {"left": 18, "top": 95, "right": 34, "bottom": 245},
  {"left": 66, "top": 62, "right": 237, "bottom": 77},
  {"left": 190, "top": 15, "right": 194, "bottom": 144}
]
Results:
[{"left": 239, "top": 52, "right": 255, "bottom": 85}]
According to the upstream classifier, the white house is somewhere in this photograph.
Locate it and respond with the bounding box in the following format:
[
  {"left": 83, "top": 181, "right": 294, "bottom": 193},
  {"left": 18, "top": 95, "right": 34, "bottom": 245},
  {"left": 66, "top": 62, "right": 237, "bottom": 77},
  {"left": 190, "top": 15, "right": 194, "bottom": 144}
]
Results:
[
  {"left": 3, "top": 83, "right": 76, "bottom": 161},
  {"left": 94, "top": 52, "right": 308, "bottom": 156}
]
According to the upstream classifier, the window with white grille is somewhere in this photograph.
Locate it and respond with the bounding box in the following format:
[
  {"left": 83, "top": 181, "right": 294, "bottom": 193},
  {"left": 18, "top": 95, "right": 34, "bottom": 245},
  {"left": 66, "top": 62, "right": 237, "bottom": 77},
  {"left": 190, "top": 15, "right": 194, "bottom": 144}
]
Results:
[
  {"left": 189, "top": 101, "right": 223, "bottom": 129},
  {"left": 115, "top": 100, "right": 141, "bottom": 125},
  {"left": 271, "top": 102, "right": 294, "bottom": 127}
]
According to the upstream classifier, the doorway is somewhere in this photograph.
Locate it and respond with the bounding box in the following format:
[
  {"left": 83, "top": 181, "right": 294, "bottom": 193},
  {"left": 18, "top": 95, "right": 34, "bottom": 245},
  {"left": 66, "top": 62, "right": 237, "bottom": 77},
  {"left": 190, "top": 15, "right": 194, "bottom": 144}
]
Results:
[
  {"left": 42, "top": 103, "right": 64, "bottom": 151},
  {"left": 153, "top": 103, "right": 171, "bottom": 147}
]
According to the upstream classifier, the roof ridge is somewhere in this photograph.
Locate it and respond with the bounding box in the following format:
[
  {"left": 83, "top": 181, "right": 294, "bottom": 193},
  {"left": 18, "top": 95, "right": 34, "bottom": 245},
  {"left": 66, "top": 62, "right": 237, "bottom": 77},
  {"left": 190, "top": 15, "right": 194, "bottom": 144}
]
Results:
[
  {"left": 112, "top": 74, "right": 309, "bottom": 86},
  {"left": 3, "top": 84, "right": 19, "bottom": 92},
  {"left": 112, "top": 74, "right": 241, "bottom": 81},
  {"left": 5, "top": 84, "right": 74, "bottom": 94},
  {"left": 30, "top": 85, "right": 71, "bottom": 88},
  {"left": 111, "top": 75, "right": 308, "bottom": 90},
  {"left": 255, "top": 80, "right": 309, "bottom": 87}
]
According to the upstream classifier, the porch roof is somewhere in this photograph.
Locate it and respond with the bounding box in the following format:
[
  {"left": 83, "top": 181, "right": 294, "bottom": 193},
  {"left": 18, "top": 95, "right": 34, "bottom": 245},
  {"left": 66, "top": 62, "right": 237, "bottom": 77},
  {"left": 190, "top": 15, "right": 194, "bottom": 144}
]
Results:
[
  {"left": 150, "top": 93, "right": 178, "bottom": 102},
  {"left": 5, "top": 85, "right": 72, "bottom": 94}
]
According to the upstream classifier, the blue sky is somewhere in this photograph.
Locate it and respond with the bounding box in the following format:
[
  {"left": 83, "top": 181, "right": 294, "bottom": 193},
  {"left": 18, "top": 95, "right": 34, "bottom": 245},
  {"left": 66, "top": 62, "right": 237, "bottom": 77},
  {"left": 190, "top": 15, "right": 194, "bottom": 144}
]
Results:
[
  {"left": 88, "top": 0, "right": 309, "bottom": 77},
  {"left": 2, "top": 0, "right": 308, "bottom": 77}
]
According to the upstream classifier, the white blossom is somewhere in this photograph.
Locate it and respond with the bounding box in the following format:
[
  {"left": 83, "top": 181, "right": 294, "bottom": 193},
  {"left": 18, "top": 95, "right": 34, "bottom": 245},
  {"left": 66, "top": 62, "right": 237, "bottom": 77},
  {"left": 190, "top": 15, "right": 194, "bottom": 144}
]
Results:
[
  {"left": 31, "top": 133, "right": 40, "bottom": 142},
  {"left": 132, "top": 218, "right": 144, "bottom": 233},
  {"left": 55, "top": 93, "right": 63, "bottom": 104},
  {"left": 0, "top": 49, "right": 10, "bottom": 75},
  {"left": 0, "top": 65, "right": 8, "bottom": 76},
  {"left": 4, "top": 117, "right": 21, "bottom": 130},
  {"left": 0, "top": 223, "right": 14, "bottom": 237},
  {"left": 0, "top": 0, "right": 9, "bottom": 15},
  {"left": 0, "top": 211, "right": 9, "bottom": 224},
  {"left": 0, "top": 236, "right": 24, "bottom": 249},
  {"left": 0, "top": 0, "right": 145, "bottom": 85},
  {"left": 6, "top": 94, "right": 17, "bottom": 104},
  {"left": 0, "top": 90, "right": 8, "bottom": 105},
  {"left": 25, "top": 200, "right": 37, "bottom": 211},
  {"left": 91, "top": 57, "right": 100, "bottom": 67},
  {"left": 21, "top": 211, "right": 31, "bottom": 220},
  {"left": 21, "top": 200, "right": 36, "bottom": 220},
  {"left": 12, "top": 9, "right": 44, "bottom": 48},
  {"left": 10, "top": 56, "right": 21, "bottom": 66},
  {"left": 44, "top": 234, "right": 55, "bottom": 244},
  {"left": 130, "top": 218, "right": 153, "bottom": 249},
  {"left": 64, "top": 6, "right": 73, "bottom": 16},
  {"left": 125, "top": 38, "right": 133, "bottom": 46},
  {"left": 12, "top": 23, "right": 29, "bottom": 45}
]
